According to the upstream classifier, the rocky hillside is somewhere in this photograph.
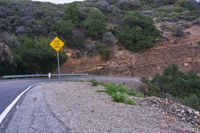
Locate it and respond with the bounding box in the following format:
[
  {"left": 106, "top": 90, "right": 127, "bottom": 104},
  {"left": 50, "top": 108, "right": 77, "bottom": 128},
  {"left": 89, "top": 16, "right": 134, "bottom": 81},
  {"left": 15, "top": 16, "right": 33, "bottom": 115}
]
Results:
[{"left": 0, "top": 0, "right": 200, "bottom": 76}]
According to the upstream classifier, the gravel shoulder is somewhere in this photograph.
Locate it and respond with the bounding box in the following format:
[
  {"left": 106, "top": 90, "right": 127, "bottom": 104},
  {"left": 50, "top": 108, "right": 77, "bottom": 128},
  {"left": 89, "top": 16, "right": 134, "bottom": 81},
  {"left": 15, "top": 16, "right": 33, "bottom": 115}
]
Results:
[{"left": 42, "top": 81, "right": 199, "bottom": 133}]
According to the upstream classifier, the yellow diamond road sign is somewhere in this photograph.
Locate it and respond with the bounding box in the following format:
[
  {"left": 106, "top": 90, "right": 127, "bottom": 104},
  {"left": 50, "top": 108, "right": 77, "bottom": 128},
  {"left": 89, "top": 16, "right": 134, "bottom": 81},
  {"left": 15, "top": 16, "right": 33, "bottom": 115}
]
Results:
[{"left": 50, "top": 37, "right": 65, "bottom": 52}]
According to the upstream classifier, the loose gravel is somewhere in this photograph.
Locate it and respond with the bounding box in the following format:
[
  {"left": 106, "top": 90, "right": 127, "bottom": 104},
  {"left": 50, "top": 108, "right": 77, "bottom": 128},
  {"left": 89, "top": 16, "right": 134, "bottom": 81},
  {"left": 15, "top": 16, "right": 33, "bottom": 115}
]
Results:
[{"left": 42, "top": 81, "right": 200, "bottom": 133}]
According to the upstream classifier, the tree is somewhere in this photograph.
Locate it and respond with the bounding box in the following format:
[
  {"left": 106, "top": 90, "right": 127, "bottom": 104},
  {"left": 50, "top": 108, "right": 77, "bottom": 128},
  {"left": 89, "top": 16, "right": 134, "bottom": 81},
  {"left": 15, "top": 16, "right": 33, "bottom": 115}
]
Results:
[
  {"left": 118, "top": 11, "right": 161, "bottom": 52},
  {"left": 64, "top": 2, "right": 80, "bottom": 24},
  {"left": 82, "top": 8, "right": 106, "bottom": 38},
  {"left": 13, "top": 36, "right": 67, "bottom": 73},
  {"left": 54, "top": 21, "right": 75, "bottom": 38}
]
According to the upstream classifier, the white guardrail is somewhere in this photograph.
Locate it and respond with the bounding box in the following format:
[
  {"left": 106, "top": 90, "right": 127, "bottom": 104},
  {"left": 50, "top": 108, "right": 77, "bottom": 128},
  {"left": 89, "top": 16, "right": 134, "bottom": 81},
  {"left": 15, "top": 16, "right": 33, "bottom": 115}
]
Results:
[{"left": 2, "top": 73, "right": 89, "bottom": 79}]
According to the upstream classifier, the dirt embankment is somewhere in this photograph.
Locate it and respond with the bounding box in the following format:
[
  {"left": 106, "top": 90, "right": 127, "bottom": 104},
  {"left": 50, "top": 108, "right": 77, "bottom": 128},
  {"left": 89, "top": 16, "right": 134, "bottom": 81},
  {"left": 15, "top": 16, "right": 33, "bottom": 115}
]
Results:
[{"left": 61, "top": 24, "right": 200, "bottom": 77}]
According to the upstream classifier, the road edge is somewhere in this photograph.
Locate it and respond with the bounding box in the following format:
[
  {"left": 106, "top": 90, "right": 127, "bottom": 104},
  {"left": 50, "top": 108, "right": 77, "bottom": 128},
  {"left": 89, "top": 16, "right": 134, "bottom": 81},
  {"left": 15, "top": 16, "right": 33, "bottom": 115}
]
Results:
[{"left": 0, "top": 85, "right": 33, "bottom": 124}]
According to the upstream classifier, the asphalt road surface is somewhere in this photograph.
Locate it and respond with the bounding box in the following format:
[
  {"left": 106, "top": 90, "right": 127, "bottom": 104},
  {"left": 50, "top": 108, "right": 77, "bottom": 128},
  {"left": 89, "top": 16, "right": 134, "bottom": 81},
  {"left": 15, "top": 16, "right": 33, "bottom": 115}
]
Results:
[
  {"left": 0, "top": 76, "right": 140, "bottom": 115},
  {"left": 0, "top": 79, "right": 46, "bottom": 114}
]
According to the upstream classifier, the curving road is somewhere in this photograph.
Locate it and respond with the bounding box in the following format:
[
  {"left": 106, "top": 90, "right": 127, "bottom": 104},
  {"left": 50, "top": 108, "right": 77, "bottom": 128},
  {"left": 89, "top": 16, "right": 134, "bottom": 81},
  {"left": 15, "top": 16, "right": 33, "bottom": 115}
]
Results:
[{"left": 0, "top": 79, "right": 47, "bottom": 114}]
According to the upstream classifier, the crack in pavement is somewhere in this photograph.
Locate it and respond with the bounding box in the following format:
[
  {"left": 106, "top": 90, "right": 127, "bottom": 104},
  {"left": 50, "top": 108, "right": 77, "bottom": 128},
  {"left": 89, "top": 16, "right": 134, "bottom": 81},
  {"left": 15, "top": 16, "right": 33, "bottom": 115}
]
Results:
[{"left": 5, "top": 85, "right": 70, "bottom": 133}]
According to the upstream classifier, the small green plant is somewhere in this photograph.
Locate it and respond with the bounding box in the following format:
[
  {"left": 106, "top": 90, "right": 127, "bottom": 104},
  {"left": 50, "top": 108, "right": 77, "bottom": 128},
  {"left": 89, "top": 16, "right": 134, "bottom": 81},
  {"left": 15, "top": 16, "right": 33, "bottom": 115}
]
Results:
[
  {"left": 112, "top": 92, "right": 127, "bottom": 103},
  {"left": 197, "top": 41, "right": 200, "bottom": 45},
  {"left": 183, "top": 94, "right": 200, "bottom": 111},
  {"left": 125, "top": 98, "right": 135, "bottom": 105},
  {"left": 90, "top": 79, "right": 99, "bottom": 86},
  {"left": 105, "top": 84, "right": 127, "bottom": 95},
  {"left": 98, "top": 46, "right": 112, "bottom": 61},
  {"left": 174, "top": 5, "right": 184, "bottom": 13},
  {"left": 105, "top": 83, "right": 142, "bottom": 105},
  {"left": 127, "top": 90, "right": 144, "bottom": 98}
]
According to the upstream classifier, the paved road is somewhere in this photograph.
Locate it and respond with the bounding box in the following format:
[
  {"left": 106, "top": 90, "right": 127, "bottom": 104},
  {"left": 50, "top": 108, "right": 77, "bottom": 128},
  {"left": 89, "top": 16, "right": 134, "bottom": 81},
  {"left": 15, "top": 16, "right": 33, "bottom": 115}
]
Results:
[
  {"left": 0, "top": 76, "right": 140, "bottom": 115},
  {"left": 0, "top": 79, "right": 47, "bottom": 114}
]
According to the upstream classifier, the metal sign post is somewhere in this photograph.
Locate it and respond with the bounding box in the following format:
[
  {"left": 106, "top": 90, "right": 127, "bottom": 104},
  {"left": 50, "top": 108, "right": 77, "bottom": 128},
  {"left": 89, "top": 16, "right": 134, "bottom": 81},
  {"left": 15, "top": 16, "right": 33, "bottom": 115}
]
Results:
[
  {"left": 49, "top": 36, "right": 65, "bottom": 78},
  {"left": 57, "top": 52, "right": 61, "bottom": 78}
]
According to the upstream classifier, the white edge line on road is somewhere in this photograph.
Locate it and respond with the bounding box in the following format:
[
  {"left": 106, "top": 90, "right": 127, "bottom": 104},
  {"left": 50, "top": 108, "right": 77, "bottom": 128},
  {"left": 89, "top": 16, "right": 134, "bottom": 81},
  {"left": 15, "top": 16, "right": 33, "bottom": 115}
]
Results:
[{"left": 0, "top": 85, "right": 33, "bottom": 124}]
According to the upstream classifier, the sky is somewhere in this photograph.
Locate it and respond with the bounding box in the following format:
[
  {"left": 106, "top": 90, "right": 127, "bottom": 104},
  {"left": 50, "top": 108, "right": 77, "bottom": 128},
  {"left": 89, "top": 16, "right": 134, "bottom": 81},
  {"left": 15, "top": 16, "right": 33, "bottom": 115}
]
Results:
[{"left": 32, "top": 0, "right": 84, "bottom": 4}]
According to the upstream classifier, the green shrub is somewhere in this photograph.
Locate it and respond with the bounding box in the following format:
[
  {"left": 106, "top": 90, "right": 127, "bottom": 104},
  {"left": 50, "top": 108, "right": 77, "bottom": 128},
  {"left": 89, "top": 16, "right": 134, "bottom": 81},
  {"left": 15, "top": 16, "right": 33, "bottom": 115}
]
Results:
[
  {"left": 105, "top": 83, "right": 142, "bottom": 105},
  {"left": 125, "top": 98, "right": 135, "bottom": 105},
  {"left": 174, "top": 5, "right": 184, "bottom": 13},
  {"left": 90, "top": 79, "right": 99, "bottom": 86},
  {"left": 197, "top": 41, "right": 200, "bottom": 45},
  {"left": 82, "top": 8, "right": 106, "bottom": 38},
  {"left": 177, "top": 0, "right": 200, "bottom": 11},
  {"left": 143, "top": 64, "right": 200, "bottom": 111},
  {"left": 112, "top": 92, "right": 127, "bottom": 103},
  {"left": 118, "top": 11, "right": 161, "bottom": 52},
  {"left": 54, "top": 21, "right": 75, "bottom": 38},
  {"left": 64, "top": 2, "right": 80, "bottom": 24},
  {"left": 97, "top": 46, "right": 112, "bottom": 61},
  {"left": 12, "top": 36, "right": 67, "bottom": 74},
  {"left": 183, "top": 94, "right": 200, "bottom": 111},
  {"left": 127, "top": 90, "right": 144, "bottom": 98}
]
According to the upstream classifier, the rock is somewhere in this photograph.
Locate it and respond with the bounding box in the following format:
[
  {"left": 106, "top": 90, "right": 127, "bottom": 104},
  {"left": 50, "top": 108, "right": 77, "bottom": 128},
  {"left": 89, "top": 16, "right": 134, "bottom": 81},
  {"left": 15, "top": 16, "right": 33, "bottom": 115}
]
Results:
[
  {"left": 0, "top": 42, "right": 13, "bottom": 65},
  {"left": 116, "top": 0, "right": 142, "bottom": 10},
  {"left": 102, "top": 32, "right": 118, "bottom": 46},
  {"left": 194, "top": 111, "right": 200, "bottom": 117},
  {"left": 138, "top": 97, "right": 200, "bottom": 127},
  {"left": 181, "top": 110, "right": 185, "bottom": 114},
  {"left": 187, "top": 109, "right": 193, "bottom": 114}
]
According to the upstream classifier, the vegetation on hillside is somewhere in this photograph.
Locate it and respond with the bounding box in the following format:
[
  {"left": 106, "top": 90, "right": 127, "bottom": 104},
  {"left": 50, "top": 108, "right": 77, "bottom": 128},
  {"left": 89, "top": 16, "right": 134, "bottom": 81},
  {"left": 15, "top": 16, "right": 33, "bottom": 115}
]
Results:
[
  {"left": 142, "top": 64, "right": 200, "bottom": 111},
  {"left": 118, "top": 11, "right": 161, "bottom": 52},
  {"left": 0, "top": 0, "right": 199, "bottom": 75},
  {"left": 12, "top": 36, "right": 67, "bottom": 74}
]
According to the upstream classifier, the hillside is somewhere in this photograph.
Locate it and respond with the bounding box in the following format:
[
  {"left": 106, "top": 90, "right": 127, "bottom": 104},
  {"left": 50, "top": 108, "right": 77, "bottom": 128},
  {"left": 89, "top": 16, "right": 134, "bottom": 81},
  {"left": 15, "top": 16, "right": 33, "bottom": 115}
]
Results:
[{"left": 0, "top": 0, "right": 200, "bottom": 76}]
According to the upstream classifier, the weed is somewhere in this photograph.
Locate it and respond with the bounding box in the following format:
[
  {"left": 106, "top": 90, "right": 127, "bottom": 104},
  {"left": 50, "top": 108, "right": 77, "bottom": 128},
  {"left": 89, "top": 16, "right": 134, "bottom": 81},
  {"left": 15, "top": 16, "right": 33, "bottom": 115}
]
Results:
[
  {"left": 90, "top": 79, "right": 99, "bottom": 86},
  {"left": 127, "top": 90, "right": 144, "bottom": 98},
  {"left": 105, "top": 83, "right": 142, "bottom": 105}
]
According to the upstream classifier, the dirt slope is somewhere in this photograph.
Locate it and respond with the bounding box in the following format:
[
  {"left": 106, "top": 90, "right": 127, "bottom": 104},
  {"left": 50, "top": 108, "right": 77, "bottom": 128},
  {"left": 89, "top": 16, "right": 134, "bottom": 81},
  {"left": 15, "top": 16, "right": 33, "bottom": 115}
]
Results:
[{"left": 61, "top": 24, "right": 200, "bottom": 77}]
